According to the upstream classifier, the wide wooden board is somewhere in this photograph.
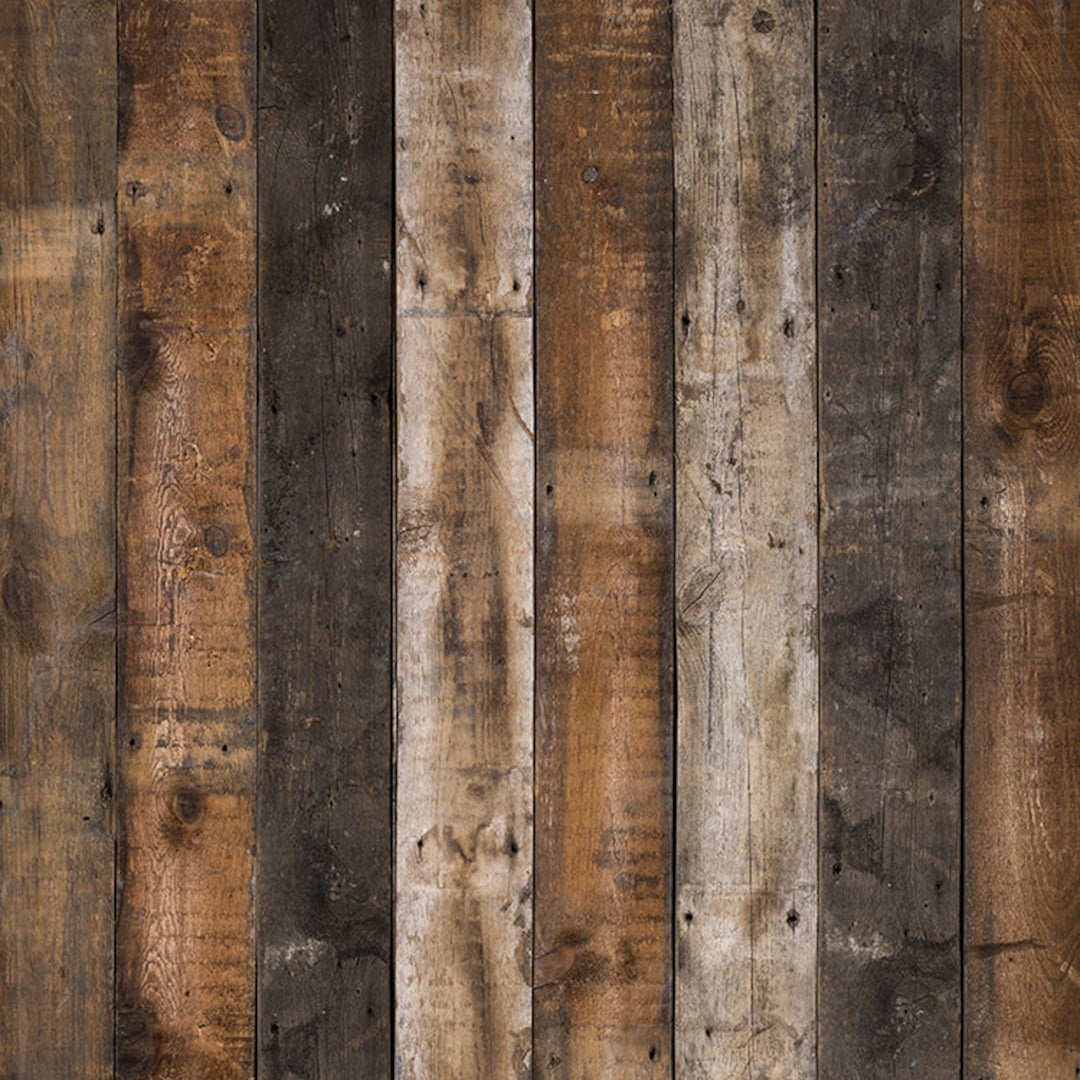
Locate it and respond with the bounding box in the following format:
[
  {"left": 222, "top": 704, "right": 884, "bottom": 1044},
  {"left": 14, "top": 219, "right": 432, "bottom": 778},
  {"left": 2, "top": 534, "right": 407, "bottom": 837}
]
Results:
[
  {"left": 818, "top": 1, "right": 963, "bottom": 1073},
  {"left": 257, "top": 0, "right": 395, "bottom": 1073},
  {"left": 964, "top": 0, "right": 1080, "bottom": 1072},
  {"left": 394, "top": 0, "right": 534, "bottom": 1074},
  {"left": 0, "top": 2, "right": 116, "bottom": 1074},
  {"left": 115, "top": 2, "right": 257, "bottom": 1074},
  {"left": 673, "top": 2, "right": 817, "bottom": 1075},
  {"left": 533, "top": 0, "right": 675, "bottom": 1072}
]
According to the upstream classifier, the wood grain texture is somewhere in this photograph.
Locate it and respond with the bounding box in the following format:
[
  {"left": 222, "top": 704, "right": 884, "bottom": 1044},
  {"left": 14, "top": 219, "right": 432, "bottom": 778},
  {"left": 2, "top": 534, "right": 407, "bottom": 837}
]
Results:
[
  {"left": 964, "top": 1, "right": 1080, "bottom": 1073},
  {"left": 0, "top": 2, "right": 116, "bottom": 1075},
  {"left": 673, "top": 2, "right": 817, "bottom": 1075},
  {"left": 257, "top": 1, "right": 394, "bottom": 1073},
  {"left": 394, "top": 0, "right": 534, "bottom": 1074},
  {"left": 818, "top": 2, "right": 963, "bottom": 1074},
  {"left": 115, "top": 2, "right": 257, "bottom": 1075},
  {"left": 533, "top": 0, "right": 674, "bottom": 1073}
]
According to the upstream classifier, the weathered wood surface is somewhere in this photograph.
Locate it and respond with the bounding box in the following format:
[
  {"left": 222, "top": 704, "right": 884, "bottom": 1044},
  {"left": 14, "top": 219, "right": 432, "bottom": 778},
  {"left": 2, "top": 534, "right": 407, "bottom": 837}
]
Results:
[
  {"left": 818, "top": 1, "right": 963, "bottom": 1074},
  {"left": 394, "top": 0, "right": 534, "bottom": 1074},
  {"left": 257, "top": 1, "right": 395, "bottom": 1074},
  {"left": 964, "top": 1, "right": 1080, "bottom": 1074},
  {"left": 673, "top": 2, "right": 817, "bottom": 1076},
  {"left": 533, "top": 1, "right": 675, "bottom": 1073},
  {"left": 0, "top": 2, "right": 116, "bottom": 1075},
  {"left": 115, "top": 2, "right": 257, "bottom": 1074}
]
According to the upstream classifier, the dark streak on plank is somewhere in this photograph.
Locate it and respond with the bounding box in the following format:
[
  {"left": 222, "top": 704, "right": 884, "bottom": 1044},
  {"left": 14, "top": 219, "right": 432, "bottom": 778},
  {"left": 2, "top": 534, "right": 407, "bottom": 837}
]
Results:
[
  {"left": 817, "top": 1, "right": 963, "bottom": 1073},
  {"left": 534, "top": 0, "right": 675, "bottom": 1073},
  {"left": 0, "top": 2, "right": 116, "bottom": 1075},
  {"left": 964, "top": 1, "right": 1080, "bottom": 1073},
  {"left": 257, "top": 1, "right": 394, "bottom": 1073}
]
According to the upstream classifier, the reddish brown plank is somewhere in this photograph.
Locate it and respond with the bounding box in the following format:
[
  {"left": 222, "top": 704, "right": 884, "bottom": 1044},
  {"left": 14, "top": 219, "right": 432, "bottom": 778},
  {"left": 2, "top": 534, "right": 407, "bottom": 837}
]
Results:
[
  {"left": 115, "top": 2, "right": 257, "bottom": 1074},
  {"left": 964, "top": 0, "right": 1080, "bottom": 1072},
  {"left": 533, "top": 0, "right": 675, "bottom": 1072}
]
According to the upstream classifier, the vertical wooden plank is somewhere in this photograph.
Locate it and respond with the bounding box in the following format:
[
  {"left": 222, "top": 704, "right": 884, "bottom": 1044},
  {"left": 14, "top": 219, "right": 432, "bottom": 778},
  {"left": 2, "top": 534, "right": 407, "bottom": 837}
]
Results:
[
  {"left": 533, "top": 1, "right": 674, "bottom": 1073},
  {"left": 0, "top": 3, "right": 115, "bottom": 1075},
  {"left": 115, "top": 2, "right": 257, "bottom": 1074},
  {"left": 964, "top": 1, "right": 1080, "bottom": 1072},
  {"left": 394, "top": 0, "right": 534, "bottom": 1074},
  {"left": 673, "top": 2, "right": 817, "bottom": 1075},
  {"left": 257, "top": 1, "right": 394, "bottom": 1073},
  {"left": 817, "top": 1, "right": 963, "bottom": 1073}
]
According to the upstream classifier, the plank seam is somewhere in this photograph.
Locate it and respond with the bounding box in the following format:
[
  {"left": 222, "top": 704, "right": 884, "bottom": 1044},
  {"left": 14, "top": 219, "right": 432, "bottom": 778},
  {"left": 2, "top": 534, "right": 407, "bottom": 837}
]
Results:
[
  {"left": 958, "top": 0, "right": 966, "bottom": 1064},
  {"left": 253, "top": 0, "right": 261, "bottom": 1072},
  {"left": 112, "top": 6, "right": 122, "bottom": 1073},
  {"left": 668, "top": 0, "right": 678, "bottom": 1069},
  {"left": 813, "top": 0, "right": 822, "bottom": 1072}
]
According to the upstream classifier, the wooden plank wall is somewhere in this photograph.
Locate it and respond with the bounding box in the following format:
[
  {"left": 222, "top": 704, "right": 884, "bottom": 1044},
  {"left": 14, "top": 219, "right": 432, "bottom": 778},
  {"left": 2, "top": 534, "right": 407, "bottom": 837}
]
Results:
[{"left": 2, "top": 0, "right": 1079, "bottom": 1076}]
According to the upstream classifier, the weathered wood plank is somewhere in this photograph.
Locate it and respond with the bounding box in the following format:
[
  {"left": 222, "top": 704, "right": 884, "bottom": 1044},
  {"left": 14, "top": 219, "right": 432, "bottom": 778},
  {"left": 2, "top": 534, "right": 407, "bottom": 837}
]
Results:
[
  {"left": 0, "top": 2, "right": 116, "bottom": 1075},
  {"left": 115, "top": 2, "right": 257, "bottom": 1074},
  {"left": 673, "top": 2, "right": 817, "bottom": 1075},
  {"left": 394, "top": 0, "right": 534, "bottom": 1074},
  {"left": 257, "top": 1, "right": 394, "bottom": 1073},
  {"left": 533, "top": 0, "right": 674, "bottom": 1073},
  {"left": 964, "top": 1, "right": 1080, "bottom": 1072},
  {"left": 817, "top": 1, "right": 963, "bottom": 1073}
]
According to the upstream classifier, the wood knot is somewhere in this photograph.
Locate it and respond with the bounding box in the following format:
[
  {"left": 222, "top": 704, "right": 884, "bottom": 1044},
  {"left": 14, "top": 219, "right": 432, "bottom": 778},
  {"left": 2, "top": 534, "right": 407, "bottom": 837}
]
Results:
[
  {"left": 1005, "top": 369, "right": 1046, "bottom": 418},
  {"left": 116, "top": 1004, "right": 160, "bottom": 1076},
  {"left": 2, "top": 564, "right": 41, "bottom": 624},
  {"left": 1, "top": 563, "right": 47, "bottom": 647},
  {"left": 214, "top": 104, "right": 247, "bottom": 141},
  {"left": 170, "top": 785, "right": 204, "bottom": 826},
  {"left": 203, "top": 525, "right": 229, "bottom": 557},
  {"left": 752, "top": 9, "right": 775, "bottom": 32}
]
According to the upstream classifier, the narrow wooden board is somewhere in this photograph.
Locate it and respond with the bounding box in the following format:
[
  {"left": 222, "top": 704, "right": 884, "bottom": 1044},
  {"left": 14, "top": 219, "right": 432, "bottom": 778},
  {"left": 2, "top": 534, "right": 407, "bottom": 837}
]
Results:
[
  {"left": 257, "top": 1, "right": 394, "bottom": 1073},
  {"left": 0, "top": 3, "right": 116, "bottom": 1075},
  {"left": 964, "top": 1, "right": 1080, "bottom": 1072},
  {"left": 533, "top": 0, "right": 675, "bottom": 1072},
  {"left": 394, "top": 0, "right": 534, "bottom": 1074},
  {"left": 673, "top": 2, "right": 817, "bottom": 1075},
  {"left": 817, "top": 1, "right": 963, "bottom": 1073},
  {"left": 115, "top": 2, "right": 257, "bottom": 1075}
]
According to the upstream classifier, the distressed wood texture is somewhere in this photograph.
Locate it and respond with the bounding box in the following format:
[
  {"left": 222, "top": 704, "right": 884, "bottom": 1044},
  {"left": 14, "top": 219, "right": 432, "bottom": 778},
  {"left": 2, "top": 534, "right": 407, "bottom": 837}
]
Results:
[
  {"left": 257, "top": 1, "right": 394, "bottom": 1073},
  {"left": 115, "top": 2, "right": 257, "bottom": 1075},
  {"left": 964, "top": 1, "right": 1080, "bottom": 1073},
  {"left": 673, "top": 1, "right": 817, "bottom": 1076},
  {"left": 0, "top": 2, "right": 116, "bottom": 1075},
  {"left": 818, "top": 1, "right": 963, "bottom": 1074},
  {"left": 394, "top": 0, "right": 534, "bottom": 1074},
  {"left": 533, "top": 1, "right": 674, "bottom": 1073}
]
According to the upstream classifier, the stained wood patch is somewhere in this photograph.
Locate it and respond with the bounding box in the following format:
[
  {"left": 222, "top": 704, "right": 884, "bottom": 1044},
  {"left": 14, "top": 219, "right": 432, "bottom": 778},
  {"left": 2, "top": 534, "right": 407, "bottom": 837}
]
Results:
[
  {"left": 257, "top": 0, "right": 395, "bottom": 1073},
  {"left": 394, "top": 0, "right": 535, "bottom": 1074},
  {"left": 0, "top": 2, "right": 116, "bottom": 1074},
  {"left": 674, "top": 1, "right": 817, "bottom": 1075},
  {"left": 534, "top": 0, "right": 675, "bottom": 1073},
  {"left": 115, "top": 2, "right": 257, "bottom": 1075},
  {"left": 818, "top": 0, "right": 963, "bottom": 1073},
  {"left": 964, "top": 0, "right": 1080, "bottom": 1072}
]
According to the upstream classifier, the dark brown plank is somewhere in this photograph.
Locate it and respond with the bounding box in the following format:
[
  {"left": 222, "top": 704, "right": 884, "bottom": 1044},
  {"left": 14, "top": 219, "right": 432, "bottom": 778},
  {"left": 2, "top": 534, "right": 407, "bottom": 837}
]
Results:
[
  {"left": 115, "top": 2, "right": 257, "bottom": 1074},
  {"left": 533, "top": 0, "right": 675, "bottom": 1072},
  {"left": 964, "top": 1, "right": 1080, "bottom": 1072},
  {"left": 257, "top": 2, "right": 394, "bottom": 1073},
  {"left": 0, "top": 2, "right": 116, "bottom": 1074},
  {"left": 817, "top": 1, "right": 963, "bottom": 1073}
]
